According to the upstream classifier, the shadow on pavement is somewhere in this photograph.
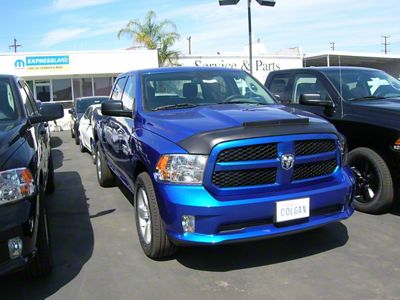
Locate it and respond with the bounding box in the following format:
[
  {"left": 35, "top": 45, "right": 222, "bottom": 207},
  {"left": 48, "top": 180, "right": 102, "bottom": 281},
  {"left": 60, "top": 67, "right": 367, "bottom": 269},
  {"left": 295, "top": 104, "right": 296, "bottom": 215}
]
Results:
[
  {"left": 51, "top": 149, "right": 64, "bottom": 170},
  {"left": 50, "top": 135, "right": 63, "bottom": 149},
  {"left": 0, "top": 170, "right": 94, "bottom": 299},
  {"left": 176, "top": 222, "right": 349, "bottom": 272}
]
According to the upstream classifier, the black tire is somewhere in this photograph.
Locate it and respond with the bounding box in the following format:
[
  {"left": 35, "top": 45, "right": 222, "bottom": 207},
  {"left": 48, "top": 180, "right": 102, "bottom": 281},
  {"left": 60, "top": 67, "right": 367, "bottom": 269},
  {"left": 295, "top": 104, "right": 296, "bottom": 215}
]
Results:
[
  {"left": 74, "top": 128, "right": 79, "bottom": 145},
  {"left": 29, "top": 186, "right": 53, "bottom": 278},
  {"left": 71, "top": 128, "right": 75, "bottom": 138},
  {"left": 348, "top": 147, "right": 394, "bottom": 213},
  {"left": 91, "top": 139, "right": 96, "bottom": 164},
  {"left": 134, "top": 172, "right": 176, "bottom": 259},
  {"left": 96, "top": 141, "right": 115, "bottom": 187},
  {"left": 45, "top": 154, "right": 55, "bottom": 194}
]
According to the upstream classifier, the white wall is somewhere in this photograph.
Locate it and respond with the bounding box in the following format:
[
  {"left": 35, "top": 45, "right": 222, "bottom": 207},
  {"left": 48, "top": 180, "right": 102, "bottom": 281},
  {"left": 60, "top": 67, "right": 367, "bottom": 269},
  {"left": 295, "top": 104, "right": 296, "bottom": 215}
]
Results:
[{"left": 179, "top": 55, "right": 303, "bottom": 83}]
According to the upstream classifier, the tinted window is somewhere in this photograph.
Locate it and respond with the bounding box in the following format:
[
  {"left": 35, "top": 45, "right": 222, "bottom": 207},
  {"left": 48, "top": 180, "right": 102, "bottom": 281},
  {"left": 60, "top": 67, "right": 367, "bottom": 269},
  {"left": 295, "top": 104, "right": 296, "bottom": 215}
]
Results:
[
  {"left": 76, "top": 98, "right": 107, "bottom": 113},
  {"left": 323, "top": 69, "right": 400, "bottom": 100},
  {"left": 0, "top": 79, "right": 18, "bottom": 120},
  {"left": 268, "top": 74, "right": 290, "bottom": 103},
  {"left": 121, "top": 76, "right": 135, "bottom": 110},
  {"left": 111, "top": 77, "right": 127, "bottom": 101},
  {"left": 292, "top": 74, "right": 331, "bottom": 103},
  {"left": 53, "top": 79, "right": 72, "bottom": 101},
  {"left": 94, "top": 77, "right": 113, "bottom": 96},
  {"left": 143, "top": 70, "right": 275, "bottom": 111},
  {"left": 73, "top": 78, "right": 93, "bottom": 98}
]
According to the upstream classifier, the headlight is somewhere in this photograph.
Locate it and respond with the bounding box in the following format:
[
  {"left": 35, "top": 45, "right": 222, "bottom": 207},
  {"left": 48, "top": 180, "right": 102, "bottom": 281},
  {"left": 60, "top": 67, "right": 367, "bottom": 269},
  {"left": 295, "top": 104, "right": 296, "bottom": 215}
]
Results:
[
  {"left": 338, "top": 135, "right": 348, "bottom": 166},
  {"left": 156, "top": 154, "right": 208, "bottom": 184},
  {"left": 393, "top": 138, "right": 400, "bottom": 151},
  {"left": 0, "top": 168, "right": 35, "bottom": 205}
]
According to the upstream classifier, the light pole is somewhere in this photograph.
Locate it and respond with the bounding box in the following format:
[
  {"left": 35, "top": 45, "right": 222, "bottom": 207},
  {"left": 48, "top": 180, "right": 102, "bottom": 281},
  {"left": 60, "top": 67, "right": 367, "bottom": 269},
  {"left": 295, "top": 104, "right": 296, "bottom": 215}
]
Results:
[{"left": 219, "top": 0, "right": 276, "bottom": 75}]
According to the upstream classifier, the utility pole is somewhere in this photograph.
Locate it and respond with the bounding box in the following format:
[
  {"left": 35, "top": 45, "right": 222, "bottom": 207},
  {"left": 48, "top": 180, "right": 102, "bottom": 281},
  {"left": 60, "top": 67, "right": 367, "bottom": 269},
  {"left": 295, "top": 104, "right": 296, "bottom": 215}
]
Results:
[
  {"left": 382, "top": 35, "right": 390, "bottom": 54},
  {"left": 9, "top": 37, "right": 22, "bottom": 53},
  {"left": 187, "top": 36, "right": 192, "bottom": 55},
  {"left": 330, "top": 42, "right": 335, "bottom": 51}
]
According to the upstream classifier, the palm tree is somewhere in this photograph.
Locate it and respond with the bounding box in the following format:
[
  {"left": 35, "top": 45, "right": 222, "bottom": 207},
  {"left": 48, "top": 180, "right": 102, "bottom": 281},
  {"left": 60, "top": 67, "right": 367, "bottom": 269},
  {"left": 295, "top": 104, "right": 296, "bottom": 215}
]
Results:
[{"left": 118, "top": 11, "right": 181, "bottom": 66}]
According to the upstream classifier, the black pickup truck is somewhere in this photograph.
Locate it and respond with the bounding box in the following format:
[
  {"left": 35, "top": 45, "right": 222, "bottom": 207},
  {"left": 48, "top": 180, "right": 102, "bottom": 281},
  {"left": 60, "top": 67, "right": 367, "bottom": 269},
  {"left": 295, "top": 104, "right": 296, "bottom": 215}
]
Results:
[
  {"left": 265, "top": 67, "right": 400, "bottom": 213},
  {"left": 0, "top": 75, "right": 63, "bottom": 277}
]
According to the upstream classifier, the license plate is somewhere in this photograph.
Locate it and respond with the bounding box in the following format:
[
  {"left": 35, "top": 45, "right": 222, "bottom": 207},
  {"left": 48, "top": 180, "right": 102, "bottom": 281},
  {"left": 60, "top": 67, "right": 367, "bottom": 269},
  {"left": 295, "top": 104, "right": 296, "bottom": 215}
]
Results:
[{"left": 275, "top": 198, "right": 310, "bottom": 223}]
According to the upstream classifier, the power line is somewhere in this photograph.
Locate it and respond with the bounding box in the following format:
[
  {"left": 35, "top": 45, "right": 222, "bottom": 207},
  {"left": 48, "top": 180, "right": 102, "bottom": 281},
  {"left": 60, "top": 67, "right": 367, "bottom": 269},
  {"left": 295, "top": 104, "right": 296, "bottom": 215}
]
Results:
[
  {"left": 9, "top": 37, "right": 22, "bottom": 53},
  {"left": 382, "top": 35, "right": 390, "bottom": 54}
]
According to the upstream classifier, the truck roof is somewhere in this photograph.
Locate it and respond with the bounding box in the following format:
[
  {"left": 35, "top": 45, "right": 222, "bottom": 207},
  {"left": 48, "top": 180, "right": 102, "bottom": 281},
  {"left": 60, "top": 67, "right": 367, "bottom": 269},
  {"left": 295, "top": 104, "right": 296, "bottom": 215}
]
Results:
[{"left": 122, "top": 66, "right": 245, "bottom": 77}]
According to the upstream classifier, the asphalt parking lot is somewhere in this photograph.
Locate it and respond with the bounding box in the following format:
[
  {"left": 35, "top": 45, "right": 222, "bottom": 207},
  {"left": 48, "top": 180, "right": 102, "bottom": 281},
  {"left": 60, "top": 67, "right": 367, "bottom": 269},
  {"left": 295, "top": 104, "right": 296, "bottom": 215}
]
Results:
[{"left": 1, "top": 131, "right": 400, "bottom": 300}]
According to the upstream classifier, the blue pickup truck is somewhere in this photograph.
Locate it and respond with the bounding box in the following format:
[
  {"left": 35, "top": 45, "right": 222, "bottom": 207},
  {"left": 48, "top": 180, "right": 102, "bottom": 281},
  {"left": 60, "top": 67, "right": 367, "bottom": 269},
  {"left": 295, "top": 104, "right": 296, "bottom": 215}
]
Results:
[{"left": 94, "top": 67, "right": 355, "bottom": 258}]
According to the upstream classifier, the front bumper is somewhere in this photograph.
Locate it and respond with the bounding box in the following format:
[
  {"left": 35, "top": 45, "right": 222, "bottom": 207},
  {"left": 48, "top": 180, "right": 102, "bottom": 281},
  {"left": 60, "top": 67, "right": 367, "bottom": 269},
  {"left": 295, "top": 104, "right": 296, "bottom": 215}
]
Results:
[
  {"left": 155, "top": 167, "right": 355, "bottom": 245},
  {"left": 0, "top": 197, "right": 37, "bottom": 276}
]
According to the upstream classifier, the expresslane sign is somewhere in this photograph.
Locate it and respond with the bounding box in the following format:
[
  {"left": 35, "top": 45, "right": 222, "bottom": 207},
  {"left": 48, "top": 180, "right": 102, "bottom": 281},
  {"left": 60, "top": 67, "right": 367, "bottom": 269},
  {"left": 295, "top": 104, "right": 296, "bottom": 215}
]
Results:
[{"left": 14, "top": 55, "right": 70, "bottom": 72}]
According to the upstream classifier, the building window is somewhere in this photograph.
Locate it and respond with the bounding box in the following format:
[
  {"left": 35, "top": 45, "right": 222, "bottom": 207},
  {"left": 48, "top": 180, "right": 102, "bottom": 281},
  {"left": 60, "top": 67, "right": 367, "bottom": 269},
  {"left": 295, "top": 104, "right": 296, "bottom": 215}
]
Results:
[
  {"left": 93, "top": 77, "right": 112, "bottom": 96},
  {"left": 73, "top": 78, "right": 93, "bottom": 98},
  {"left": 52, "top": 79, "right": 72, "bottom": 101}
]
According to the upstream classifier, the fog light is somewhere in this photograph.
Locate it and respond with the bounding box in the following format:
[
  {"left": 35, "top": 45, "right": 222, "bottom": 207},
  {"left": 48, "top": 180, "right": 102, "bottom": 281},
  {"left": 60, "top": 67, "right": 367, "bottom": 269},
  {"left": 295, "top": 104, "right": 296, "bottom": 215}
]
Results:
[
  {"left": 8, "top": 237, "right": 23, "bottom": 259},
  {"left": 182, "top": 215, "right": 195, "bottom": 233}
]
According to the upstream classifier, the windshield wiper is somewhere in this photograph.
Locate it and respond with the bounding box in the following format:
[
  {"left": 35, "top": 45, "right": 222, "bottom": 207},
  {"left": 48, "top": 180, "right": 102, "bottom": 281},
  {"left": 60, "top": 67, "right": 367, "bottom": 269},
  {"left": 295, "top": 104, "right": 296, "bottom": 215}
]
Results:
[
  {"left": 351, "top": 96, "right": 387, "bottom": 101},
  {"left": 153, "top": 103, "right": 198, "bottom": 111}
]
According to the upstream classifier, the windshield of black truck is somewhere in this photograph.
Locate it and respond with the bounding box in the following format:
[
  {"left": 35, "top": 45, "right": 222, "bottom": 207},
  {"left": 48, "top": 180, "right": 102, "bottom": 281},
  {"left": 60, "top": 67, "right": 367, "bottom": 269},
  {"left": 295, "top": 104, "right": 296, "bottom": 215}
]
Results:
[
  {"left": 77, "top": 98, "right": 105, "bottom": 113},
  {"left": 143, "top": 70, "right": 276, "bottom": 111},
  {"left": 0, "top": 80, "right": 18, "bottom": 121},
  {"left": 323, "top": 69, "right": 400, "bottom": 101}
]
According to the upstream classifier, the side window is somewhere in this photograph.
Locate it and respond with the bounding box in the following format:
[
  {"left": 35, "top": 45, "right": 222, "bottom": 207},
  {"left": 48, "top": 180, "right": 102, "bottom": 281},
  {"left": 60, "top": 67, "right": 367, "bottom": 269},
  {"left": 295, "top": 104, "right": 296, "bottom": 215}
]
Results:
[
  {"left": 84, "top": 107, "right": 91, "bottom": 119},
  {"left": 19, "top": 82, "right": 37, "bottom": 117},
  {"left": 111, "top": 77, "right": 127, "bottom": 101},
  {"left": 292, "top": 74, "right": 331, "bottom": 103},
  {"left": 268, "top": 74, "right": 290, "bottom": 103},
  {"left": 121, "top": 76, "right": 135, "bottom": 111}
]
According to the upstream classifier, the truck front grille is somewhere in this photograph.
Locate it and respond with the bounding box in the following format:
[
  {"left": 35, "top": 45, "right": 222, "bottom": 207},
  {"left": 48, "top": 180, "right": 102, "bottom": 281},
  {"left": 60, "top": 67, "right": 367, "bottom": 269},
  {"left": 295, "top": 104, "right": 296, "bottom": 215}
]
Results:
[
  {"left": 212, "top": 168, "right": 277, "bottom": 188},
  {"left": 217, "top": 143, "right": 277, "bottom": 162},
  {"left": 210, "top": 138, "right": 338, "bottom": 190},
  {"left": 293, "top": 159, "right": 337, "bottom": 180},
  {"left": 295, "top": 139, "right": 336, "bottom": 156}
]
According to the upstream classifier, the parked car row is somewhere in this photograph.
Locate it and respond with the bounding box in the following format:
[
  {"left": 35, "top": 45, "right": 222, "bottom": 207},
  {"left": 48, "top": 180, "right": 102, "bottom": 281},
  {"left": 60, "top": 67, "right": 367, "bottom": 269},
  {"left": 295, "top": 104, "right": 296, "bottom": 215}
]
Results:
[{"left": 71, "top": 67, "right": 356, "bottom": 259}]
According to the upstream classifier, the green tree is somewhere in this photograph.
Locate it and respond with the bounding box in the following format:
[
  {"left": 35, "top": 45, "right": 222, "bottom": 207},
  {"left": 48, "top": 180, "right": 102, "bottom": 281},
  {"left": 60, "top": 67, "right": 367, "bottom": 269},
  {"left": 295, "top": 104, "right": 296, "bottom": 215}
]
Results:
[{"left": 118, "top": 10, "right": 181, "bottom": 66}]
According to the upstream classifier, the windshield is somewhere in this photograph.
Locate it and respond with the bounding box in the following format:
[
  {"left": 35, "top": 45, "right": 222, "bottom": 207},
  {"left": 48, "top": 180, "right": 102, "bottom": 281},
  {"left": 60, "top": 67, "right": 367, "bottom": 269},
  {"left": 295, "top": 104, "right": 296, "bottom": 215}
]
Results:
[
  {"left": 142, "top": 70, "right": 276, "bottom": 111},
  {"left": 76, "top": 98, "right": 107, "bottom": 113},
  {"left": 322, "top": 69, "right": 400, "bottom": 101},
  {"left": 0, "top": 79, "right": 18, "bottom": 121}
]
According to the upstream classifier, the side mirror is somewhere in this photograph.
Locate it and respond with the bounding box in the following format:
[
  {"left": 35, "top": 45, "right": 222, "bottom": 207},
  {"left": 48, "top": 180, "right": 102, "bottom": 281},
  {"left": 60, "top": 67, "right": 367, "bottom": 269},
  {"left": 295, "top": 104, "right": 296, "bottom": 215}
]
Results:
[
  {"left": 101, "top": 101, "right": 132, "bottom": 118},
  {"left": 299, "top": 94, "right": 334, "bottom": 108},
  {"left": 30, "top": 103, "right": 64, "bottom": 124}
]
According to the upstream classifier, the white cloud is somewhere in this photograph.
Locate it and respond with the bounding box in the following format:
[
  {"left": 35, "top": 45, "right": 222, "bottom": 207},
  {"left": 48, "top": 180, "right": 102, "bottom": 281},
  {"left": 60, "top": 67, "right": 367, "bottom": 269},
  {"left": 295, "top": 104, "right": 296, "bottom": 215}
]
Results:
[
  {"left": 52, "top": 0, "right": 118, "bottom": 11},
  {"left": 39, "top": 28, "right": 90, "bottom": 48}
]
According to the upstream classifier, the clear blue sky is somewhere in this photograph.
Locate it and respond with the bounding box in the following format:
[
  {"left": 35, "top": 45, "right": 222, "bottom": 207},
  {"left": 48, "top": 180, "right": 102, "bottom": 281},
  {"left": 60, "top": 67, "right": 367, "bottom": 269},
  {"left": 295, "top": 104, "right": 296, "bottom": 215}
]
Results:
[{"left": 0, "top": 0, "right": 399, "bottom": 55}]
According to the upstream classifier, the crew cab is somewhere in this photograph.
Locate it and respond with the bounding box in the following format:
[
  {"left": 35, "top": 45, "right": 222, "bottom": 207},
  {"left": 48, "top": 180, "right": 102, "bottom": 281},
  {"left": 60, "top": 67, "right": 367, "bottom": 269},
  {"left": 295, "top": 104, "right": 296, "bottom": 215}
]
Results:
[
  {"left": 0, "top": 75, "right": 63, "bottom": 277},
  {"left": 266, "top": 67, "right": 400, "bottom": 213},
  {"left": 68, "top": 96, "right": 108, "bottom": 145},
  {"left": 95, "top": 67, "right": 355, "bottom": 259}
]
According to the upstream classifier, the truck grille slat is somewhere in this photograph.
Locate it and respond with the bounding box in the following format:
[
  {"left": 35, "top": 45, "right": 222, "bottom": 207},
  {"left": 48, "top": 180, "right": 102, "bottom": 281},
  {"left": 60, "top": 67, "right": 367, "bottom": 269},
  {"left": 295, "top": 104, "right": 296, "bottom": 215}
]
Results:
[
  {"left": 217, "top": 144, "right": 277, "bottom": 162},
  {"left": 293, "top": 159, "right": 337, "bottom": 180},
  {"left": 295, "top": 140, "right": 336, "bottom": 156},
  {"left": 212, "top": 168, "right": 277, "bottom": 188}
]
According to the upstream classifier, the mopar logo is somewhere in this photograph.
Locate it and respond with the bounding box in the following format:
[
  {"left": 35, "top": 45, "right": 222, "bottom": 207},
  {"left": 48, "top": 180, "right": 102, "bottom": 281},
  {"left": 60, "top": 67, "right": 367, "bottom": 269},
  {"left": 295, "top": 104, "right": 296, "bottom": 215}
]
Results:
[
  {"left": 14, "top": 59, "right": 25, "bottom": 68},
  {"left": 281, "top": 154, "right": 295, "bottom": 170}
]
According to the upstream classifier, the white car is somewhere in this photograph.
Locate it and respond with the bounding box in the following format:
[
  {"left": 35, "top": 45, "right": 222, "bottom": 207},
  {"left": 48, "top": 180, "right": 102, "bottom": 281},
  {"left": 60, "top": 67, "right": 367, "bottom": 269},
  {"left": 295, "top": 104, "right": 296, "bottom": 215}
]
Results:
[{"left": 78, "top": 104, "right": 101, "bottom": 163}]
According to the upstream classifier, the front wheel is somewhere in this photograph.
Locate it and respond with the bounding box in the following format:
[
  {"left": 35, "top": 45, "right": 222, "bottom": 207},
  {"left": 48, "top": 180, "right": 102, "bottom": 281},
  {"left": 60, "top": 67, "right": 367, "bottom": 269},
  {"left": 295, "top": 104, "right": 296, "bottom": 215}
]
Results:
[
  {"left": 134, "top": 172, "right": 176, "bottom": 259},
  {"left": 96, "top": 142, "right": 115, "bottom": 187},
  {"left": 29, "top": 187, "right": 53, "bottom": 277},
  {"left": 349, "top": 147, "right": 393, "bottom": 213}
]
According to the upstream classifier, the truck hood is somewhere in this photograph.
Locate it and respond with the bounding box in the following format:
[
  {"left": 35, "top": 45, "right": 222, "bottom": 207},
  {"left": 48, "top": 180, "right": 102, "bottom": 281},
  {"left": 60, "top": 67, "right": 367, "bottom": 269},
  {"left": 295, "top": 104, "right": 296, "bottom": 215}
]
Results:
[
  {"left": 350, "top": 97, "right": 400, "bottom": 128},
  {"left": 0, "top": 121, "right": 27, "bottom": 169},
  {"left": 142, "top": 104, "right": 333, "bottom": 144}
]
